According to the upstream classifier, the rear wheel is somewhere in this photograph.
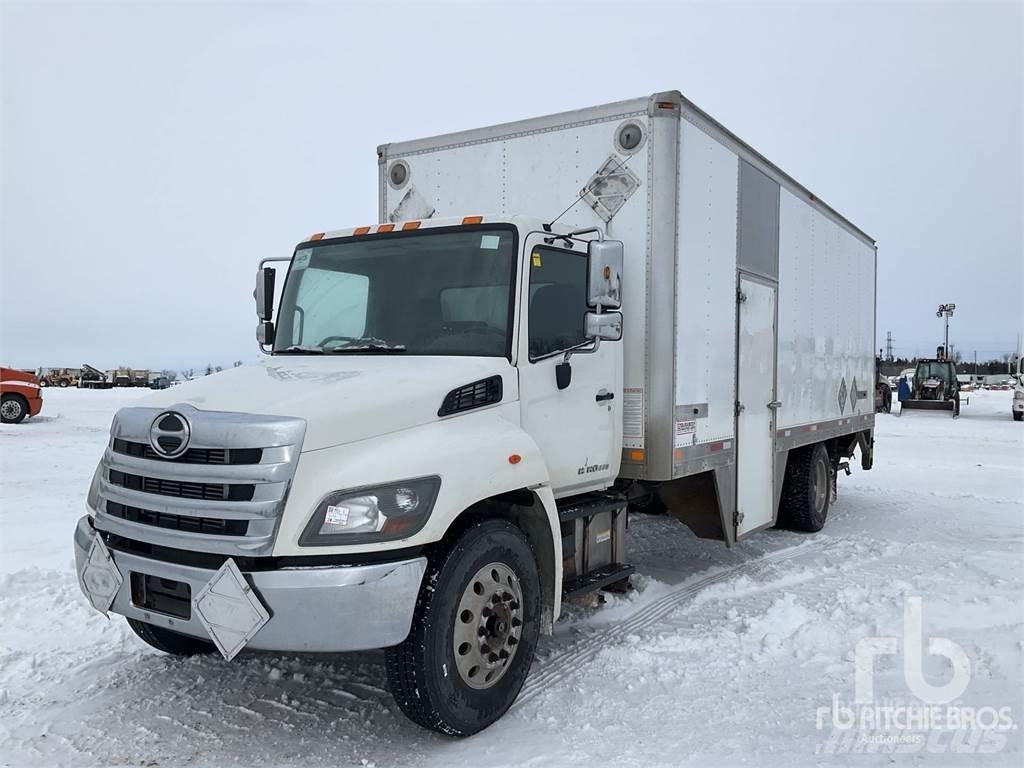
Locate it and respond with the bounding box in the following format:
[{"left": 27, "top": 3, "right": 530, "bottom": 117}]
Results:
[
  {"left": 1, "top": 394, "right": 27, "bottom": 424},
  {"left": 1014, "top": 411, "right": 1023, "bottom": 421},
  {"left": 385, "top": 519, "right": 541, "bottom": 737},
  {"left": 777, "top": 443, "right": 831, "bottom": 532},
  {"left": 126, "top": 618, "right": 216, "bottom": 656},
  {"left": 58, "top": 379, "right": 69, "bottom": 388}
]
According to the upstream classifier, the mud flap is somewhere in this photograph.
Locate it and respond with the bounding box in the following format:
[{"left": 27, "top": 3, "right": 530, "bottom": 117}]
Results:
[{"left": 193, "top": 559, "right": 270, "bottom": 661}]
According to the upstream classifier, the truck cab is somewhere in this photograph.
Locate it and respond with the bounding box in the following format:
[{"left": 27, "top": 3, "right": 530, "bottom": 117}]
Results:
[{"left": 74, "top": 215, "right": 626, "bottom": 736}]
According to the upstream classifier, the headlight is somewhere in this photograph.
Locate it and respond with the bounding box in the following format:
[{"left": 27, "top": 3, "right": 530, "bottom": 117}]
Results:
[
  {"left": 299, "top": 476, "right": 441, "bottom": 546},
  {"left": 1014, "top": 390, "right": 1024, "bottom": 400}
]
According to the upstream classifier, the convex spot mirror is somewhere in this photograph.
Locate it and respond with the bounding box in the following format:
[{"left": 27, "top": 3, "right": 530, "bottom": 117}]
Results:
[
  {"left": 585, "top": 311, "right": 623, "bottom": 341},
  {"left": 587, "top": 239, "right": 623, "bottom": 309}
]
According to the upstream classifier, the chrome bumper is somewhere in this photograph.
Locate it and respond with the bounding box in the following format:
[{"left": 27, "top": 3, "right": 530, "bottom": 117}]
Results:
[{"left": 74, "top": 515, "right": 426, "bottom": 654}]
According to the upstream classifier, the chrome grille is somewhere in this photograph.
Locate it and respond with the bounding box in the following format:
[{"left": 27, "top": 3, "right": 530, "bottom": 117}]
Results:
[
  {"left": 112, "top": 438, "right": 261, "bottom": 466},
  {"left": 107, "top": 469, "right": 255, "bottom": 502},
  {"left": 107, "top": 501, "right": 249, "bottom": 536},
  {"left": 93, "top": 404, "right": 306, "bottom": 557}
]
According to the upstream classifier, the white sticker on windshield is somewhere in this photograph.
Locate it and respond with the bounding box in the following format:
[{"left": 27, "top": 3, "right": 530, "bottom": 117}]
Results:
[
  {"left": 479, "top": 235, "right": 501, "bottom": 250},
  {"left": 293, "top": 250, "right": 312, "bottom": 270}
]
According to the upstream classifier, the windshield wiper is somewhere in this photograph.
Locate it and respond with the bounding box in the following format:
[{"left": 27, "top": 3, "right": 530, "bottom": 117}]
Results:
[
  {"left": 325, "top": 342, "right": 407, "bottom": 354},
  {"left": 276, "top": 345, "right": 325, "bottom": 355}
]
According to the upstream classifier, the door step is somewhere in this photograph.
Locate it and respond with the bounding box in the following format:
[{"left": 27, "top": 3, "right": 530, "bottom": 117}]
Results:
[
  {"left": 563, "top": 563, "right": 635, "bottom": 599},
  {"left": 557, "top": 492, "right": 631, "bottom": 598}
]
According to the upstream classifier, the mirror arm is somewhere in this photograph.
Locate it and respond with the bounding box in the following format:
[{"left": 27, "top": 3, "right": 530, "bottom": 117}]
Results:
[{"left": 563, "top": 304, "right": 603, "bottom": 365}]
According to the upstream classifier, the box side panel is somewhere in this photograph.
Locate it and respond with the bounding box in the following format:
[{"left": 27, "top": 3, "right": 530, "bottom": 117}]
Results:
[
  {"left": 777, "top": 188, "right": 876, "bottom": 428},
  {"left": 674, "top": 120, "right": 739, "bottom": 456},
  {"left": 380, "top": 110, "right": 653, "bottom": 460}
]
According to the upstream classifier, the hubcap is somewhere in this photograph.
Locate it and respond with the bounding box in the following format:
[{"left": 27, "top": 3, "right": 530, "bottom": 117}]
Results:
[
  {"left": 813, "top": 458, "right": 828, "bottom": 514},
  {"left": 452, "top": 562, "right": 524, "bottom": 690},
  {"left": 1, "top": 400, "right": 23, "bottom": 420}
]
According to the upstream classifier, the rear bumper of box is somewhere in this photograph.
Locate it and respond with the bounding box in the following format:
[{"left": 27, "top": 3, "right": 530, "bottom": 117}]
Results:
[{"left": 73, "top": 515, "right": 426, "bottom": 653}]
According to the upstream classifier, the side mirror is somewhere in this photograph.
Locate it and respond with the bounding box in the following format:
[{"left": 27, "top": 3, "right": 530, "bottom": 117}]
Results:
[
  {"left": 255, "top": 267, "right": 276, "bottom": 321},
  {"left": 257, "top": 321, "right": 275, "bottom": 346},
  {"left": 586, "top": 239, "right": 623, "bottom": 309},
  {"left": 585, "top": 310, "right": 622, "bottom": 341}
]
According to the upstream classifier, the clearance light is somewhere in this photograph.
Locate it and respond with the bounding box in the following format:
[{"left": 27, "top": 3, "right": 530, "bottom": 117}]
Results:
[
  {"left": 309, "top": 232, "right": 325, "bottom": 241},
  {"left": 656, "top": 101, "right": 675, "bottom": 110},
  {"left": 508, "top": 454, "right": 522, "bottom": 465},
  {"left": 377, "top": 224, "right": 395, "bottom": 233},
  {"left": 462, "top": 215, "right": 484, "bottom": 225},
  {"left": 402, "top": 221, "right": 421, "bottom": 231},
  {"left": 353, "top": 226, "right": 371, "bottom": 236},
  {"left": 629, "top": 450, "right": 645, "bottom": 462}
]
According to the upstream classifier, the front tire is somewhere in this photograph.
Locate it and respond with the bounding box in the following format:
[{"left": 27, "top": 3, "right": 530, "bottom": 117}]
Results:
[
  {"left": 777, "top": 443, "right": 831, "bottom": 532},
  {"left": 1, "top": 394, "right": 27, "bottom": 424},
  {"left": 1013, "top": 411, "right": 1022, "bottom": 422},
  {"left": 126, "top": 618, "right": 216, "bottom": 656},
  {"left": 385, "top": 519, "right": 541, "bottom": 737}
]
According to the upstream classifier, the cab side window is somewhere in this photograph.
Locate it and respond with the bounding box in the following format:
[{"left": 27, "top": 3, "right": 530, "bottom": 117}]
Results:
[{"left": 528, "top": 246, "right": 588, "bottom": 360}]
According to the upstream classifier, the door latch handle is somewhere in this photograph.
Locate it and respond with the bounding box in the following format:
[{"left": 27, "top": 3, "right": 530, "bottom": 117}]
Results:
[
  {"left": 767, "top": 400, "right": 782, "bottom": 409},
  {"left": 596, "top": 390, "right": 615, "bottom": 402}
]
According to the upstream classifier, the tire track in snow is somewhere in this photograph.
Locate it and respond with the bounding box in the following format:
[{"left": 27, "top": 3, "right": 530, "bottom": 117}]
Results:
[{"left": 517, "top": 540, "right": 822, "bottom": 705}]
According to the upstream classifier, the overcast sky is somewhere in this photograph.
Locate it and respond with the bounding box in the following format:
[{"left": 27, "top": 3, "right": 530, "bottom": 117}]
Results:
[{"left": 2, "top": 1, "right": 1021, "bottom": 370}]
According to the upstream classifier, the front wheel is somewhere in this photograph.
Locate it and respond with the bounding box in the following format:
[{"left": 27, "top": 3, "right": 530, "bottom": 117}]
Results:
[
  {"left": 1, "top": 394, "right": 27, "bottom": 424},
  {"left": 1014, "top": 411, "right": 1023, "bottom": 422},
  {"left": 385, "top": 519, "right": 541, "bottom": 737}
]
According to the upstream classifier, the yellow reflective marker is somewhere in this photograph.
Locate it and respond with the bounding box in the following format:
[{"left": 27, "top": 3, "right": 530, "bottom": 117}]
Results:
[{"left": 531, "top": 252, "right": 542, "bottom": 267}]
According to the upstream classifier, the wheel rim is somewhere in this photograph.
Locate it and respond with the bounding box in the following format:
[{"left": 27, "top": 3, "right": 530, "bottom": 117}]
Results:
[
  {"left": 813, "top": 458, "right": 828, "bottom": 514},
  {"left": 1, "top": 400, "right": 23, "bottom": 420},
  {"left": 453, "top": 562, "right": 524, "bottom": 690}
]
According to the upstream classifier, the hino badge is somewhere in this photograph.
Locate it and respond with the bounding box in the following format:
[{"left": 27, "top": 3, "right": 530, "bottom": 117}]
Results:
[{"left": 74, "top": 90, "right": 877, "bottom": 736}]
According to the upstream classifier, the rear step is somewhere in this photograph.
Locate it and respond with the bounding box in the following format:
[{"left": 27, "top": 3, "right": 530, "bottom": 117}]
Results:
[{"left": 557, "top": 492, "right": 632, "bottom": 598}]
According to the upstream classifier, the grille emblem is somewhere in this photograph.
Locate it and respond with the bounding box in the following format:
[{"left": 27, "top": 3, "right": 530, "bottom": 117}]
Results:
[{"left": 149, "top": 411, "right": 191, "bottom": 458}]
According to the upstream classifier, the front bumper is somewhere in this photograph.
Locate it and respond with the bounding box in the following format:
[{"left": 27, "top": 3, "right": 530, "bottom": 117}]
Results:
[{"left": 74, "top": 515, "right": 426, "bottom": 654}]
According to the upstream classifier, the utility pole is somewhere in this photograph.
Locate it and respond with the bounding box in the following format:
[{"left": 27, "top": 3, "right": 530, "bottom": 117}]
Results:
[
  {"left": 885, "top": 331, "right": 894, "bottom": 362},
  {"left": 936, "top": 303, "right": 956, "bottom": 357}
]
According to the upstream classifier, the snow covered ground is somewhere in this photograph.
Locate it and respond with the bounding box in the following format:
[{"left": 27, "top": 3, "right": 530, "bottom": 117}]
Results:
[{"left": 1, "top": 388, "right": 1021, "bottom": 766}]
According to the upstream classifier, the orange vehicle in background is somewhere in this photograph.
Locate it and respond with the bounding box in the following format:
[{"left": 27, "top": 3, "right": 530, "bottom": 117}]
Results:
[{"left": 1, "top": 367, "right": 44, "bottom": 424}]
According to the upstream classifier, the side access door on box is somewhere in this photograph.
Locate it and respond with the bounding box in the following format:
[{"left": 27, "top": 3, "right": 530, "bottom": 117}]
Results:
[{"left": 735, "top": 275, "right": 778, "bottom": 536}]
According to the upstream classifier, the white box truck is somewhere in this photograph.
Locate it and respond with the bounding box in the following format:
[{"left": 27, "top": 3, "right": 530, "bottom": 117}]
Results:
[{"left": 74, "top": 90, "right": 877, "bottom": 736}]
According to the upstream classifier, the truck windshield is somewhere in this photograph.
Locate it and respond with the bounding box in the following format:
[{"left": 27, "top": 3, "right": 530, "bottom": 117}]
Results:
[{"left": 273, "top": 226, "right": 517, "bottom": 357}]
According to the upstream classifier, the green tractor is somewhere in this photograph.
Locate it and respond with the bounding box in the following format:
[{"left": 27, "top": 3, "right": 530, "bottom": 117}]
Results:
[{"left": 899, "top": 353, "right": 960, "bottom": 418}]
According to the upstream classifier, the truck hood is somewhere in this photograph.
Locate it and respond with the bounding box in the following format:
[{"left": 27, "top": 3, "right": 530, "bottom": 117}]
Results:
[{"left": 138, "top": 357, "right": 515, "bottom": 452}]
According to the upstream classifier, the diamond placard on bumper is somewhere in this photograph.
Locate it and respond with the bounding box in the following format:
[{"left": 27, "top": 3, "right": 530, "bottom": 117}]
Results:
[{"left": 193, "top": 558, "right": 270, "bottom": 661}]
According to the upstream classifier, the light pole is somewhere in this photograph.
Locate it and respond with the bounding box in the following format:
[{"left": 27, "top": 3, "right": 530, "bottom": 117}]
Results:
[{"left": 936, "top": 303, "right": 956, "bottom": 358}]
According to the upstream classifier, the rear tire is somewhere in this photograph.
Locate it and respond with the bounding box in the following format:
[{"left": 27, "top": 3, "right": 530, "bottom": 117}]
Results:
[
  {"left": 127, "top": 618, "right": 216, "bottom": 656},
  {"left": 58, "top": 379, "right": 69, "bottom": 388},
  {"left": 776, "top": 443, "right": 831, "bottom": 532},
  {"left": 1013, "top": 411, "right": 1022, "bottom": 422},
  {"left": 1, "top": 394, "right": 28, "bottom": 424},
  {"left": 385, "top": 519, "right": 541, "bottom": 737}
]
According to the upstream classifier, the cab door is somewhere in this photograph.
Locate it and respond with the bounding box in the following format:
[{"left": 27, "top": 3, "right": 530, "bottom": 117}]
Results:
[{"left": 517, "top": 235, "right": 622, "bottom": 497}]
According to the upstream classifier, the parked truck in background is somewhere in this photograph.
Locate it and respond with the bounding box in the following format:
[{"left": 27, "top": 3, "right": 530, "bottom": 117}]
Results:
[
  {"left": 1, "top": 367, "right": 43, "bottom": 423},
  {"left": 73, "top": 91, "right": 877, "bottom": 736}
]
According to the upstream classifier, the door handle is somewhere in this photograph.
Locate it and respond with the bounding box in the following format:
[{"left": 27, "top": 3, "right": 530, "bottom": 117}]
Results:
[
  {"left": 767, "top": 400, "right": 782, "bottom": 409},
  {"left": 596, "top": 390, "right": 615, "bottom": 402}
]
